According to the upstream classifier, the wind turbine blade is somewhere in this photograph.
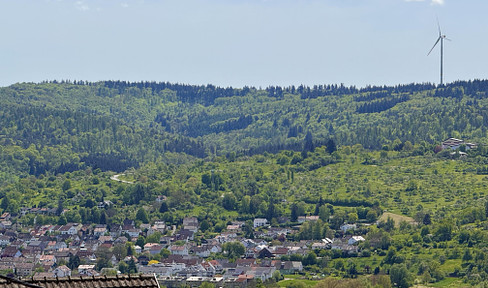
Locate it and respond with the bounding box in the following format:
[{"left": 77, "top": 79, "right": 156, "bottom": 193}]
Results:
[
  {"left": 437, "top": 17, "right": 442, "bottom": 36},
  {"left": 445, "top": 37, "right": 452, "bottom": 41},
  {"left": 427, "top": 37, "right": 441, "bottom": 56}
]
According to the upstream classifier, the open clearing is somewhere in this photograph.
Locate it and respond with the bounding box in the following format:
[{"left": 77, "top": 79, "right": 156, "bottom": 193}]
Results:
[{"left": 379, "top": 212, "right": 416, "bottom": 227}]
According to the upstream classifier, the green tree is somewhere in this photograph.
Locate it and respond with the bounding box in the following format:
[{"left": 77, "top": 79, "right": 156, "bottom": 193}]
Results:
[
  {"left": 318, "top": 205, "right": 330, "bottom": 222},
  {"left": 159, "top": 202, "right": 168, "bottom": 213},
  {"left": 389, "top": 264, "right": 411, "bottom": 288},
  {"left": 222, "top": 193, "right": 237, "bottom": 211},
  {"left": 136, "top": 207, "right": 149, "bottom": 224},
  {"left": 62, "top": 180, "right": 71, "bottom": 191},
  {"left": 302, "top": 251, "right": 317, "bottom": 266},
  {"left": 127, "top": 258, "right": 138, "bottom": 274},
  {"left": 222, "top": 242, "right": 245, "bottom": 260}
]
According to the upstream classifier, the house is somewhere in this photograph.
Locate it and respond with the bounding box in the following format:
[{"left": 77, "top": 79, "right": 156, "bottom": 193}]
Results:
[
  {"left": 0, "top": 221, "right": 12, "bottom": 230},
  {"left": 39, "top": 254, "right": 56, "bottom": 264},
  {"left": 53, "top": 265, "right": 72, "bottom": 277},
  {"left": 233, "top": 267, "right": 276, "bottom": 281},
  {"left": 94, "top": 226, "right": 108, "bottom": 237},
  {"left": 257, "top": 247, "right": 274, "bottom": 259},
  {"left": 78, "top": 264, "right": 96, "bottom": 274},
  {"left": 126, "top": 228, "right": 142, "bottom": 238},
  {"left": 58, "top": 223, "right": 81, "bottom": 235},
  {"left": 311, "top": 242, "right": 328, "bottom": 250},
  {"left": 139, "top": 263, "right": 174, "bottom": 277},
  {"left": 0, "top": 236, "right": 11, "bottom": 247},
  {"left": 15, "top": 262, "right": 35, "bottom": 277},
  {"left": 253, "top": 218, "right": 268, "bottom": 228},
  {"left": 340, "top": 224, "right": 356, "bottom": 233},
  {"left": 348, "top": 236, "right": 365, "bottom": 245},
  {"left": 331, "top": 239, "right": 359, "bottom": 254},
  {"left": 441, "top": 138, "right": 477, "bottom": 150},
  {"left": 148, "top": 221, "right": 166, "bottom": 236},
  {"left": 175, "top": 229, "right": 194, "bottom": 241},
  {"left": 170, "top": 245, "right": 189, "bottom": 256},
  {"left": 276, "top": 261, "right": 303, "bottom": 274},
  {"left": 109, "top": 224, "right": 123, "bottom": 238},
  {"left": 144, "top": 243, "right": 163, "bottom": 255},
  {"left": 0, "top": 213, "right": 11, "bottom": 221},
  {"left": 183, "top": 217, "right": 199, "bottom": 232},
  {"left": 1, "top": 247, "right": 22, "bottom": 258},
  {"left": 193, "top": 245, "right": 221, "bottom": 258},
  {"left": 271, "top": 247, "right": 289, "bottom": 257}
]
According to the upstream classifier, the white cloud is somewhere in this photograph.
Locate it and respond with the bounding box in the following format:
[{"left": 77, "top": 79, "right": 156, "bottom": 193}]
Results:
[
  {"left": 75, "top": 1, "right": 89, "bottom": 11},
  {"left": 121, "top": 3, "right": 129, "bottom": 8}
]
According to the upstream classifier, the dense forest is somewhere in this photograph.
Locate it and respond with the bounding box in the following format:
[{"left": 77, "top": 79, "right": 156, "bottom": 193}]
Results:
[
  {"left": 1, "top": 79, "right": 488, "bottom": 180},
  {"left": 3, "top": 80, "right": 488, "bottom": 286}
]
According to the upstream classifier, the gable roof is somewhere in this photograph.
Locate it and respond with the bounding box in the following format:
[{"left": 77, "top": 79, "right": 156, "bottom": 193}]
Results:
[{"left": 0, "top": 275, "right": 160, "bottom": 288}]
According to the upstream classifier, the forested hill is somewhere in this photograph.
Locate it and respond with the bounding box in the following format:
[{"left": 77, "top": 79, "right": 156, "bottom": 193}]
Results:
[{"left": 1, "top": 79, "right": 488, "bottom": 180}]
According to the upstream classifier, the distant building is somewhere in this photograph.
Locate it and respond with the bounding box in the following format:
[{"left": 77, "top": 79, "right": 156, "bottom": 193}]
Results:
[
  {"left": 441, "top": 138, "right": 477, "bottom": 150},
  {"left": 253, "top": 218, "right": 268, "bottom": 228},
  {"left": 340, "top": 224, "right": 356, "bottom": 233}
]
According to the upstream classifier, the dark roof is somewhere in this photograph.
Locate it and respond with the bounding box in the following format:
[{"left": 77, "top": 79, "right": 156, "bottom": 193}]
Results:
[{"left": 0, "top": 275, "right": 159, "bottom": 288}]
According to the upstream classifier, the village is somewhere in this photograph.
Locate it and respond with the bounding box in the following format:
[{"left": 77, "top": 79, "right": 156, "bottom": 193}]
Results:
[{"left": 0, "top": 208, "right": 371, "bottom": 287}]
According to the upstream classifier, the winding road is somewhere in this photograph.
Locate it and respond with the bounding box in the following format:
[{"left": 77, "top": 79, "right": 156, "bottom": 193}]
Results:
[{"left": 110, "top": 174, "right": 135, "bottom": 184}]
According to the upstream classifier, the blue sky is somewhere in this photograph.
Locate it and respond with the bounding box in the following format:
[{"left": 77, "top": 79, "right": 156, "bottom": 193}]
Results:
[{"left": 1, "top": 0, "right": 487, "bottom": 88}]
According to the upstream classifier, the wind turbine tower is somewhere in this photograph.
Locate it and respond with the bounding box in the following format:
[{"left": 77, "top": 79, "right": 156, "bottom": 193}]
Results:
[{"left": 428, "top": 20, "right": 450, "bottom": 85}]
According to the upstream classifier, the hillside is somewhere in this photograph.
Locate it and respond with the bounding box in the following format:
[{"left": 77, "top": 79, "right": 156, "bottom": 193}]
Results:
[
  {"left": 1, "top": 80, "right": 488, "bottom": 180},
  {"left": 2, "top": 80, "right": 488, "bottom": 286}
]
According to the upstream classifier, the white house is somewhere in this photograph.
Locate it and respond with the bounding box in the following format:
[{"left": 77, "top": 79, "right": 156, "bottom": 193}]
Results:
[
  {"left": 53, "top": 265, "right": 71, "bottom": 277},
  {"left": 59, "top": 223, "right": 81, "bottom": 235},
  {"left": 253, "top": 218, "right": 269, "bottom": 228},
  {"left": 348, "top": 236, "right": 365, "bottom": 245}
]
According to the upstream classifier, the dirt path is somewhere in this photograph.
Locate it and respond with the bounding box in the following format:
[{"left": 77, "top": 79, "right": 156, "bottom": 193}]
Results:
[{"left": 110, "top": 174, "right": 134, "bottom": 184}]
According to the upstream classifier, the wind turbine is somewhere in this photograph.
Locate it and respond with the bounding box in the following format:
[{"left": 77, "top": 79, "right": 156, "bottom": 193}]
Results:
[{"left": 428, "top": 20, "right": 450, "bottom": 85}]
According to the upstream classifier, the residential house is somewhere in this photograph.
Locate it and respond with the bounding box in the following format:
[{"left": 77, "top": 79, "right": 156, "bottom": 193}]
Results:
[
  {"left": 134, "top": 245, "right": 142, "bottom": 254},
  {"left": 348, "top": 236, "right": 365, "bottom": 245},
  {"left": 170, "top": 245, "right": 189, "bottom": 256},
  {"left": 183, "top": 217, "right": 199, "bottom": 233},
  {"left": 0, "top": 235, "right": 11, "bottom": 247},
  {"left": 38, "top": 254, "right": 56, "bottom": 265},
  {"left": 126, "top": 228, "right": 141, "bottom": 238},
  {"left": 94, "top": 226, "right": 108, "bottom": 237},
  {"left": 233, "top": 267, "right": 276, "bottom": 282},
  {"left": 144, "top": 243, "right": 163, "bottom": 255},
  {"left": 1, "top": 247, "right": 22, "bottom": 258},
  {"left": 276, "top": 261, "right": 303, "bottom": 274},
  {"left": 175, "top": 229, "right": 194, "bottom": 241},
  {"left": 441, "top": 138, "right": 477, "bottom": 150},
  {"left": 139, "top": 263, "right": 174, "bottom": 277},
  {"left": 109, "top": 224, "right": 122, "bottom": 238},
  {"left": 15, "top": 262, "right": 35, "bottom": 277},
  {"left": 147, "top": 221, "right": 166, "bottom": 236},
  {"left": 58, "top": 223, "right": 81, "bottom": 235},
  {"left": 253, "top": 218, "right": 268, "bottom": 228},
  {"left": 192, "top": 245, "right": 221, "bottom": 258},
  {"left": 340, "top": 224, "right": 356, "bottom": 233},
  {"left": 53, "top": 265, "right": 72, "bottom": 277},
  {"left": 78, "top": 264, "right": 96, "bottom": 274}
]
